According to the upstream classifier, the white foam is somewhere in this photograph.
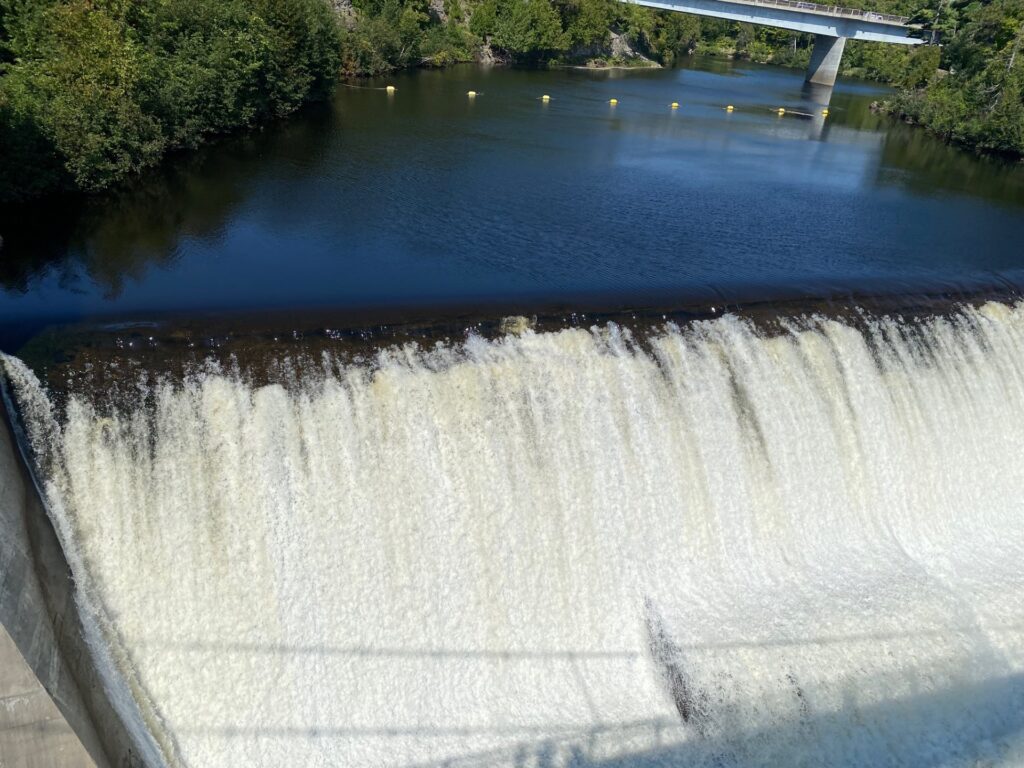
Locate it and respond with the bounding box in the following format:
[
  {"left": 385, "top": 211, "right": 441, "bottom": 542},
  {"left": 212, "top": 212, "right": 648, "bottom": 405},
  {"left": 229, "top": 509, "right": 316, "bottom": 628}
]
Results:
[{"left": 6, "top": 303, "right": 1024, "bottom": 767}]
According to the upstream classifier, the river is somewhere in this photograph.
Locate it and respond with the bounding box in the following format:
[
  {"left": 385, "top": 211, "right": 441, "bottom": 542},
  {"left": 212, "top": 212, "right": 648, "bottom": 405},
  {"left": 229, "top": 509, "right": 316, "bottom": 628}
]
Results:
[{"left": 2, "top": 59, "right": 1024, "bottom": 344}]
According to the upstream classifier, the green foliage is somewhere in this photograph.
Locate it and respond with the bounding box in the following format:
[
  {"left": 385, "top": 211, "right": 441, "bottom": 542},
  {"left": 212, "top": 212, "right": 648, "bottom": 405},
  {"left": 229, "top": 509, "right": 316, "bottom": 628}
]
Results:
[
  {"left": 891, "top": 0, "right": 1024, "bottom": 156},
  {"left": 0, "top": 0, "right": 342, "bottom": 201},
  {"left": 560, "top": 0, "right": 614, "bottom": 48},
  {"left": 0, "top": 95, "right": 67, "bottom": 201},
  {"left": 419, "top": 20, "right": 477, "bottom": 65},
  {"left": 646, "top": 12, "right": 702, "bottom": 65},
  {"left": 492, "top": 0, "right": 567, "bottom": 54},
  {"left": 900, "top": 43, "right": 941, "bottom": 87},
  {"left": 1, "top": 1, "right": 164, "bottom": 193}
]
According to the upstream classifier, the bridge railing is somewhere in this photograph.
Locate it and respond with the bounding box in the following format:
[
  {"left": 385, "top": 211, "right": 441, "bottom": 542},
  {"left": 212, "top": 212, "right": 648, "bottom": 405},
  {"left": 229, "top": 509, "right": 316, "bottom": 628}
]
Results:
[{"left": 732, "top": 0, "right": 910, "bottom": 24}]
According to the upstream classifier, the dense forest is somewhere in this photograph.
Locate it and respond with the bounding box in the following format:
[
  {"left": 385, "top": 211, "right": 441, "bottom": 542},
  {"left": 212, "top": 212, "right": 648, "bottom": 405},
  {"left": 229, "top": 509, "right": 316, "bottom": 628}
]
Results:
[
  {"left": 0, "top": 0, "right": 1021, "bottom": 203},
  {"left": 891, "top": 0, "right": 1024, "bottom": 157},
  {"left": 0, "top": 0, "right": 342, "bottom": 201}
]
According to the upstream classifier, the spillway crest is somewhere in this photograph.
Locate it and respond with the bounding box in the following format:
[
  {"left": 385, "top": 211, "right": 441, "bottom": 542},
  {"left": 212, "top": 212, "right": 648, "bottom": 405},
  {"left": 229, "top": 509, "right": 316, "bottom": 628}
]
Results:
[{"left": 4, "top": 303, "right": 1024, "bottom": 768}]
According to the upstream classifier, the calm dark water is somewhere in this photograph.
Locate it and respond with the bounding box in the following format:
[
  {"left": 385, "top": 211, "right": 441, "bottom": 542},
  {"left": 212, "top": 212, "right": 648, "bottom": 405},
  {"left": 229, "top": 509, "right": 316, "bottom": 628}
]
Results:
[{"left": 3, "top": 58, "right": 1024, "bottom": 347}]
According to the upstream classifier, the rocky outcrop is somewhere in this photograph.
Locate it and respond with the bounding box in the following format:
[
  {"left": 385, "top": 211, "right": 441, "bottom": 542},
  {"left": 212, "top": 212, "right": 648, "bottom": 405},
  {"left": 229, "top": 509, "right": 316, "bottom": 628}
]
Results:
[
  {"left": 476, "top": 42, "right": 514, "bottom": 66},
  {"left": 428, "top": 0, "right": 448, "bottom": 23},
  {"left": 565, "top": 29, "right": 661, "bottom": 67}
]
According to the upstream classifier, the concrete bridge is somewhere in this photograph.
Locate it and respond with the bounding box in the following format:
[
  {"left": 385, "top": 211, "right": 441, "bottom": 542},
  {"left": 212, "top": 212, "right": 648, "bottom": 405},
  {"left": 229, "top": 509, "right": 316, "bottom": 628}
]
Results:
[{"left": 624, "top": 0, "right": 924, "bottom": 85}]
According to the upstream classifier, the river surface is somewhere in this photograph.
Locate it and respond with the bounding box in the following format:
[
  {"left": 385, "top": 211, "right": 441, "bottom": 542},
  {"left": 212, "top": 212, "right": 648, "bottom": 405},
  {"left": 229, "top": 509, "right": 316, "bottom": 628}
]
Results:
[{"left": 3, "top": 58, "right": 1024, "bottom": 346}]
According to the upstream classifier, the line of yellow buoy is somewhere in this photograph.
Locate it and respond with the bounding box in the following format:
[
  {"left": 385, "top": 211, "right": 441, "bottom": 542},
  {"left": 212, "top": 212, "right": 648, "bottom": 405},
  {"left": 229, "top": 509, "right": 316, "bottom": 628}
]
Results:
[{"left": 381, "top": 86, "right": 832, "bottom": 117}]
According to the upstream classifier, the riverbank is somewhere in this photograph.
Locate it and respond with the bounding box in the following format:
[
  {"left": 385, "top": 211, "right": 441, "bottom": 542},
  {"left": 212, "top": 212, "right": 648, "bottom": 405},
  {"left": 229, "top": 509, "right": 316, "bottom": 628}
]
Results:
[
  {"left": 0, "top": 0, "right": 344, "bottom": 204},
  {"left": 9, "top": 0, "right": 1013, "bottom": 207},
  {"left": 881, "top": 86, "right": 1024, "bottom": 162}
]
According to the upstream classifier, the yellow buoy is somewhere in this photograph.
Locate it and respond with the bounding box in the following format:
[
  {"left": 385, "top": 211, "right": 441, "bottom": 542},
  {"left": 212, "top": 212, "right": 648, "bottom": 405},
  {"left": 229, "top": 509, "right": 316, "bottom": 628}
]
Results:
[
  {"left": 671, "top": 102, "right": 680, "bottom": 109},
  {"left": 541, "top": 94, "right": 550, "bottom": 102},
  {"left": 777, "top": 107, "right": 786, "bottom": 115},
  {"left": 726, "top": 105, "right": 735, "bottom": 112},
  {"left": 385, "top": 85, "right": 396, "bottom": 93},
  {"left": 467, "top": 90, "right": 477, "bottom": 98},
  {"left": 822, "top": 108, "right": 829, "bottom": 116},
  {"left": 609, "top": 98, "right": 618, "bottom": 105}
]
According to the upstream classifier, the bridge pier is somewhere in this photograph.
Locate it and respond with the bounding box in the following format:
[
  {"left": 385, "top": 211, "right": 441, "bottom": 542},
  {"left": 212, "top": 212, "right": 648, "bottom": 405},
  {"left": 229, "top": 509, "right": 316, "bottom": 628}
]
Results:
[{"left": 806, "top": 34, "right": 847, "bottom": 87}]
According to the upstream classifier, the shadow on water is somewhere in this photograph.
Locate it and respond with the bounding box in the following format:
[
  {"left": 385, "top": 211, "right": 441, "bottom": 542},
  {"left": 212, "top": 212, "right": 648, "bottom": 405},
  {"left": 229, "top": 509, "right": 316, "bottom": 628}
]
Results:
[
  {"left": 876, "top": 125, "right": 1024, "bottom": 208},
  {"left": 0, "top": 100, "right": 336, "bottom": 297}
]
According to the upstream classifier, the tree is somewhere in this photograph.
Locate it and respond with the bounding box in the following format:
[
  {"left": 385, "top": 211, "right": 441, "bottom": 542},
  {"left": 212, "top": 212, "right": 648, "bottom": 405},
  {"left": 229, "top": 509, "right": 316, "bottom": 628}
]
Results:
[
  {"left": 1, "top": 1, "right": 164, "bottom": 192},
  {"left": 492, "top": 0, "right": 567, "bottom": 55},
  {"left": 560, "top": 0, "right": 614, "bottom": 49},
  {"left": 0, "top": 0, "right": 343, "bottom": 201}
]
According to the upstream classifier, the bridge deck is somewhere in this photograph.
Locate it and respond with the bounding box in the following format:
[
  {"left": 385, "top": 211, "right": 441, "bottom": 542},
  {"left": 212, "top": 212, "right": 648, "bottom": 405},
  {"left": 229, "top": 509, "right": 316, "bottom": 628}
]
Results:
[
  {"left": 727, "top": 0, "right": 910, "bottom": 26},
  {"left": 625, "top": 0, "right": 922, "bottom": 44}
]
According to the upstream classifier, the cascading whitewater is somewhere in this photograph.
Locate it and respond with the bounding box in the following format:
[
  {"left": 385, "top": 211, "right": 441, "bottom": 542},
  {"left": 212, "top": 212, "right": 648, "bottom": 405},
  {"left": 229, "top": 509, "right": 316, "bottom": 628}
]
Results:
[{"left": 4, "top": 302, "right": 1024, "bottom": 768}]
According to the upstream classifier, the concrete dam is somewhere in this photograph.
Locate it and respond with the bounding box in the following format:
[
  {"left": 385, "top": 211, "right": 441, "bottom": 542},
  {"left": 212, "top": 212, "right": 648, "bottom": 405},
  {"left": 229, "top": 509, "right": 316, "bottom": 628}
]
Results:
[{"left": 2, "top": 302, "right": 1024, "bottom": 767}]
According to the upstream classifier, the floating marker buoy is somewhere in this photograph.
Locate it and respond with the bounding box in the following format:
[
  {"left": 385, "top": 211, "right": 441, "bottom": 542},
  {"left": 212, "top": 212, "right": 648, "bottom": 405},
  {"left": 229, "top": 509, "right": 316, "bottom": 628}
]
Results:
[
  {"left": 386, "top": 85, "right": 396, "bottom": 93},
  {"left": 671, "top": 102, "right": 679, "bottom": 109},
  {"left": 467, "top": 90, "right": 477, "bottom": 98},
  {"left": 609, "top": 98, "right": 618, "bottom": 105},
  {"left": 822, "top": 108, "right": 829, "bottom": 116},
  {"left": 726, "top": 105, "right": 735, "bottom": 111},
  {"left": 777, "top": 108, "right": 786, "bottom": 115},
  {"left": 541, "top": 94, "right": 550, "bottom": 102}
]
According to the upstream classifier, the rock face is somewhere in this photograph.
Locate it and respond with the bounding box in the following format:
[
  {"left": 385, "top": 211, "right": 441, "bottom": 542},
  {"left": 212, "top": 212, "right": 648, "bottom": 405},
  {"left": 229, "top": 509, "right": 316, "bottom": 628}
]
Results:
[
  {"left": 609, "top": 29, "right": 639, "bottom": 59},
  {"left": 476, "top": 42, "right": 513, "bottom": 66},
  {"left": 328, "top": 0, "right": 356, "bottom": 25},
  {"left": 566, "top": 29, "right": 661, "bottom": 67},
  {"left": 428, "top": 0, "right": 448, "bottom": 23}
]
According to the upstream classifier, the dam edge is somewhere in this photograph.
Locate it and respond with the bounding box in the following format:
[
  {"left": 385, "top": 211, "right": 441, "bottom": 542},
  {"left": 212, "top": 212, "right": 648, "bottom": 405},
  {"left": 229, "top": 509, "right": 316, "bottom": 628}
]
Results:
[{"left": 0, "top": 371, "right": 150, "bottom": 768}]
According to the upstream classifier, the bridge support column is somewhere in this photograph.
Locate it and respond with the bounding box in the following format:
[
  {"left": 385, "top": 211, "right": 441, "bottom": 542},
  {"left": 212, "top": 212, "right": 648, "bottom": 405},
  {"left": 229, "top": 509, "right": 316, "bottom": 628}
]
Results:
[{"left": 806, "top": 34, "right": 846, "bottom": 86}]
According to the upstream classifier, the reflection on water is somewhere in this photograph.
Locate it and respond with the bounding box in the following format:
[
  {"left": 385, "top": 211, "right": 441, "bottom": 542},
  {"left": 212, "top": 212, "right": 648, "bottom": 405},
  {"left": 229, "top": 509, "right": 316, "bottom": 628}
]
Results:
[
  {"left": 878, "top": 126, "right": 1024, "bottom": 207},
  {"left": 2, "top": 58, "right": 1024, "bottom": 332},
  {"left": 0, "top": 107, "right": 333, "bottom": 298}
]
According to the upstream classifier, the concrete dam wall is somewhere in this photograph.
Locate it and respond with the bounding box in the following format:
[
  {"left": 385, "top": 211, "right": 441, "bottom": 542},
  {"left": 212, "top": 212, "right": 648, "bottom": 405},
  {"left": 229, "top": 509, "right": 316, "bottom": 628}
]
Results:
[
  {"left": 0, "top": 377, "right": 149, "bottom": 768},
  {"left": 2, "top": 302, "right": 1024, "bottom": 767}
]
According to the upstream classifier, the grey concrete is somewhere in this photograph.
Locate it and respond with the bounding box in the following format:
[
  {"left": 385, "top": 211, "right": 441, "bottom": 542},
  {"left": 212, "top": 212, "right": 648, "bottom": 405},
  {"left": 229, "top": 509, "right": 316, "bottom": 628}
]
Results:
[
  {"left": 622, "top": 0, "right": 923, "bottom": 43},
  {"left": 0, "top": 377, "right": 148, "bottom": 768},
  {"left": 622, "top": 0, "right": 920, "bottom": 93},
  {"left": 0, "top": 625, "right": 96, "bottom": 768},
  {"left": 807, "top": 33, "right": 847, "bottom": 85}
]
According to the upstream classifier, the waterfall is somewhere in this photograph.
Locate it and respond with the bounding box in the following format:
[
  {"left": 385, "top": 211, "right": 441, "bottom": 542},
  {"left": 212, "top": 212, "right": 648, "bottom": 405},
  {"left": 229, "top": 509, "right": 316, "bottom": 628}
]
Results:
[{"left": 4, "top": 302, "right": 1024, "bottom": 768}]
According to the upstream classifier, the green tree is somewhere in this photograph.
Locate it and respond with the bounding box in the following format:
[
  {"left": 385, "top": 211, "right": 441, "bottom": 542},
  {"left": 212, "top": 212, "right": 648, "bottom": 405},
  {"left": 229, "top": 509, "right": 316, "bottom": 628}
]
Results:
[
  {"left": 1, "top": 1, "right": 164, "bottom": 192},
  {"left": 0, "top": 0, "right": 343, "bottom": 201},
  {"left": 491, "top": 0, "right": 567, "bottom": 55},
  {"left": 560, "top": 0, "right": 614, "bottom": 48}
]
